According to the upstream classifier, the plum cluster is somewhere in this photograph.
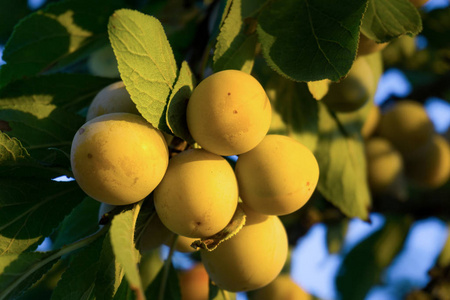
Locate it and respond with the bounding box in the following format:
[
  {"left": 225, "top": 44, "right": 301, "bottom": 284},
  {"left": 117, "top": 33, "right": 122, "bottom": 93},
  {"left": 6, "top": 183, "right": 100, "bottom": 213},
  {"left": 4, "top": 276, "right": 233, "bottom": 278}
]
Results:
[
  {"left": 70, "top": 69, "right": 320, "bottom": 293},
  {"left": 363, "top": 100, "right": 450, "bottom": 197}
]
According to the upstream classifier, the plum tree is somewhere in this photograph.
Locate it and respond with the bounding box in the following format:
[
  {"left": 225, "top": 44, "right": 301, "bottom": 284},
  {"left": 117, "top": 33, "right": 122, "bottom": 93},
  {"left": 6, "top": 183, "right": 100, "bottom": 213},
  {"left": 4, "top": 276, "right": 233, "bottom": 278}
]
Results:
[
  {"left": 249, "top": 274, "right": 312, "bottom": 300},
  {"left": 186, "top": 70, "right": 272, "bottom": 156},
  {"left": 153, "top": 149, "right": 239, "bottom": 238},
  {"left": 365, "top": 137, "right": 406, "bottom": 195},
  {"left": 322, "top": 57, "right": 375, "bottom": 112},
  {"left": 70, "top": 113, "right": 169, "bottom": 205},
  {"left": 376, "top": 100, "right": 435, "bottom": 158},
  {"left": 200, "top": 205, "right": 288, "bottom": 292},
  {"left": 405, "top": 134, "right": 450, "bottom": 188},
  {"left": 235, "top": 135, "right": 319, "bottom": 216},
  {"left": 86, "top": 81, "right": 139, "bottom": 121}
]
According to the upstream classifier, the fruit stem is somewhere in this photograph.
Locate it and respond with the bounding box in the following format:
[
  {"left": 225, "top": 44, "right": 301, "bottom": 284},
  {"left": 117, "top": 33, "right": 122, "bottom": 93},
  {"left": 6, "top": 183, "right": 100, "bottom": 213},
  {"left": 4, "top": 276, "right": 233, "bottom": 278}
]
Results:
[
  {"left": 0, "top": 225, "right": 109, "bottom": 300},
  {"left": 158, "top": 234, "right": 178, "bottom": 300}
]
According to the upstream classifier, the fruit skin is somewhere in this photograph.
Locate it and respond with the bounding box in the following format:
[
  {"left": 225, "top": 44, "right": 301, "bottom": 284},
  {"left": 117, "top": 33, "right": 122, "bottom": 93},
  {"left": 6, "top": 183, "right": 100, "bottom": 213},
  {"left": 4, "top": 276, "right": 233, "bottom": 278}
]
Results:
[
  {"left": 70, "top": 113, "right": 169, "bottom": 205},
  {"left": 178, "top": 264, "right": 209, "bottom": 300},
  {"left": 322, "top": 57, "right": 375, "bottom": 112},
  {"left": 376, "top": 100, "right": 435, "bottom": 158},
  {"left": 154, "top": 149, "right": 239, "bottom": 238},
  {"left": 235, "top": 135, "right": 319, "bottom": 216},
  {"left": 405, "top": 134, "right": 450, "bottom": 188},
  {"left": 86, "top": 81, "right": 139, "bottom": 121},
  {"left": 249, "top": 274, "right": 312, "bottom": 300},
  {"left": 365, "top": 137, "right": 406, "bottom": 195},
  {"left": 186, "top": 70, "right": 272, "bottom": 156},
  {"left": 200, "top": 206, "right": 288, "bottom": 292}
]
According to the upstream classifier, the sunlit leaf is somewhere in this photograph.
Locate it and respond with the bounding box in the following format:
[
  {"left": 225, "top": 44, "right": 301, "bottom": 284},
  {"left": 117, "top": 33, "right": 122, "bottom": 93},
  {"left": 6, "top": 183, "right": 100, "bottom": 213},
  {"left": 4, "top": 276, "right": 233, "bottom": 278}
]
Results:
[
  {"left": 0, "top": 0, "right": 125, "bottom": 88},
  {"left": 109, "top": 202, "right": 144, "bottom": 299},
  {"left": 108, "top": 9, "right": 178, "bottom": 133},
  {"left": 213, "top": 0, "right": 258, "bottom": 74},
  {"left": 361, "top": 0, "right": 422, "bottom": 43}
]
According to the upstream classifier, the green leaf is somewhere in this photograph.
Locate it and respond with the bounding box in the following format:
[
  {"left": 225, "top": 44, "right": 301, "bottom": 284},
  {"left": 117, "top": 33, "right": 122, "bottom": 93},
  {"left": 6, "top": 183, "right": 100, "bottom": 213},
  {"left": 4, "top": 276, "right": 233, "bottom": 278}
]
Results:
[
  {"left": 266, "top": 73, "right": 319, "bottom": 152},
  {"left": 108, "top": 9, "right": 178, "bottom": 133},
  {"left": 113, "top": 278, "right": 135, "bottom": 300},
  {"left": 257, "top": 0, "right": 367, "bottom": 82},
  {"left": 145, "top": 261, "right": 181, "bottom": 300},
  {"left": 0, "top": 0, "right": 125, "bottom": 88},
  {"left": 51, "top": 237, "right": 104, "bottom": 300},
  {"left": 213, "top": 0, "right": 258, "bottom": 74},
  {"left": 94, "top": 232, "right": 124, "bottom": 300},
  {"left": 0, "top": 0, "right": 30, "bottom": 43},
  {"left": 0, "top": 74, "right": 116, "bottom": 113},
  {"left": 0, "top": 251, "right": 59, "bottom": 300},
  {"left": 0, "top": 132, "right": 30, "bottom": 163},
  {"left": 166, "top": 61, "right": 196, "bottom": 144},
  {"left": 0, "top": 132, "right": 63, "bottom": 178},
  {"left": 0, "top": 180, "right": 84, "bottom": 255},
  {"left": 139, "top": 250, "right": 164, "bottom": 291},
  {"left": 109, "top": 202, "right": 145, "bottom": 299},
  {"left": 314, "top": 103, "right": 370, "bottom": 219},
  {"left": 361, "top": 0, "right": 422, "bottom": 43},
  {"left": 52, "top": 198, "right": 101, "bottom": 250},
  {"left": 336, "top": 216, "right": 411, "bottom": 299},
  {"left": 0, "top": 96, "right": 84, "bottom": 162}
]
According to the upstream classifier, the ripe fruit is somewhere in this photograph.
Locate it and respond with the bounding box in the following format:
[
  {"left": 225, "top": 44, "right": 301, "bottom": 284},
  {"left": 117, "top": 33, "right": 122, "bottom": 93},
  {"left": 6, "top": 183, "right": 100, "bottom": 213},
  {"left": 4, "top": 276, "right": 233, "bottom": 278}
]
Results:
[
  {"left": 186, "top": 70, "right": 272, "bottom": 156},
  {"left": 178, "top": 264, "right": 209, "bottom": 300},
  {"left": 376, "top": 100, "right": 435, "bottom": 158},
  {"left": 70, "top": 113, "right": 169, "bottom": 205},
  {"left": 357, "top": 33, "right": 388, "bottom": 56},
  {"left": 361, "top": 104, "right": 381, "bottom": 139},
  {"left": 322, "top": 57, "right": 375, "bottom": 112},
  {"left": 86, "top": 81, "right": 139, "bottom": 121},
  {"left": 249, "top": 274, "right": 312, "bottom": 300},
  {"left": 235, "top": 135, "right": 319, "bottom": 216},
  {"left": 154, "top": 149, "right": 239, "bottom": 238},
  {"left": 405, "top": 134, "right": 450, "bottom": 188},
  {"left": 200, "top": 206, "right": 288, "bottom": 292},
  {"left": 365, "top": 137, "right": 405, "bottom": 195}
]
